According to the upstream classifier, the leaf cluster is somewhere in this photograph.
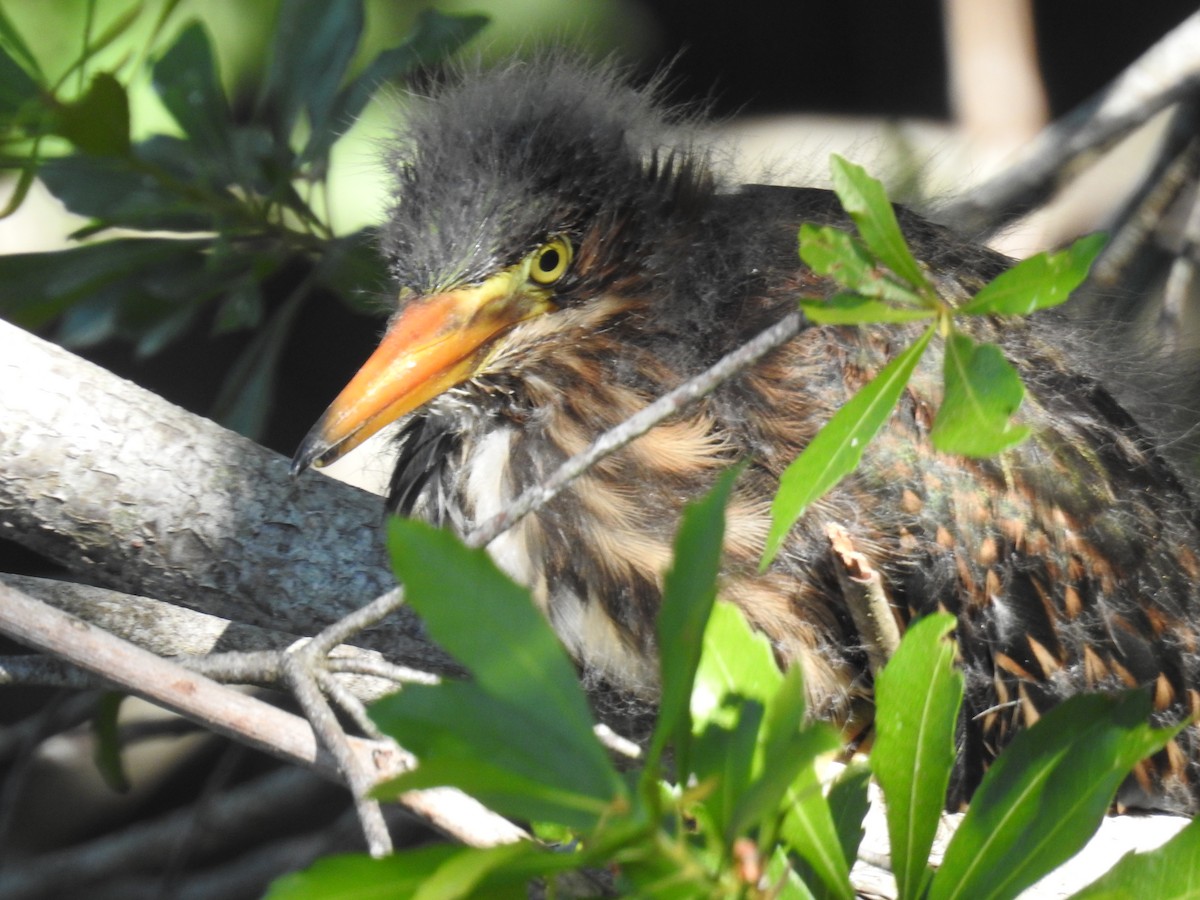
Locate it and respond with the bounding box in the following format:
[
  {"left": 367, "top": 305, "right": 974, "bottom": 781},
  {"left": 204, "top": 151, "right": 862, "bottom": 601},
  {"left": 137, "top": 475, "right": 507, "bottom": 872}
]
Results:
[
  {"left": 269, "top": 478, "right": 1197, "bottom": 899},
  {"left": 764, "top": 156, "right": 1105, "bottom": 565},
  {"left": 0, "top": 1, "right": 484, "bottom": 438}
]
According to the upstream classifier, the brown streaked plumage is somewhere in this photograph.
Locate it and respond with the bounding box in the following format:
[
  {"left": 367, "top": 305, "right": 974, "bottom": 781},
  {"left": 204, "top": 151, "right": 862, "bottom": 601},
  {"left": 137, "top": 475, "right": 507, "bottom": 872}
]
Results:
[{"left": 293, "top": 59, "right": 1200, "bottom": 812}]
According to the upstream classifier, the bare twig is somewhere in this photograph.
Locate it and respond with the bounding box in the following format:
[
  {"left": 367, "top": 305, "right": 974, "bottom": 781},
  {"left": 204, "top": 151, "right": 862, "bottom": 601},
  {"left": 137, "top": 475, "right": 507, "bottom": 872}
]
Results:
[
  {"left": 1159, "top": 180, "right": 1200, "bottom": 350},
  {"left": 0, "top": 580, "right": 526, "bottom": 851},
  {"left": 0, "top": 579, "right": 406, "bottom": 783},
  {"left": 940, "top": 10, "right": 1200, "bottom": 236},
  {"left": 466, "top": 311, "right": 804, "bottom": 548},
  {"left": 825, "top": 524, "right": 902, "bottom": 677},
  {"left": 0, "top": 767, "right": 343, "bottom": 900}
]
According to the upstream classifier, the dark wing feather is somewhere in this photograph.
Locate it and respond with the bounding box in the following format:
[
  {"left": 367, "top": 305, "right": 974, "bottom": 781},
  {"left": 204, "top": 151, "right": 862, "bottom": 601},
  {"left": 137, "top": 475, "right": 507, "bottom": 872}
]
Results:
[{"left": 388, "top": 414, "right": 461, "bottom": 524}]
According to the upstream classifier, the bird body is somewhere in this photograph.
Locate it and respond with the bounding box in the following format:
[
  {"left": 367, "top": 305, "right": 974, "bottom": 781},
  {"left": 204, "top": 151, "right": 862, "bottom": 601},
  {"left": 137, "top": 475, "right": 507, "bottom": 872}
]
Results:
[{"left": 294, "top": 60, "right": 1200, "bottom": 811}]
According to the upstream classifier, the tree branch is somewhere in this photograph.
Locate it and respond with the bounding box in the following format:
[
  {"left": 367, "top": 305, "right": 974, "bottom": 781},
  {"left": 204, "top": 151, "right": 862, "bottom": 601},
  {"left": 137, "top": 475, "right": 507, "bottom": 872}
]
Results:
[
  {"left": 939, "top": 10, "right": 1200, "bottom": 236},
  {"left": 0, "top": 318, "right": 426, "bottom": 658}
]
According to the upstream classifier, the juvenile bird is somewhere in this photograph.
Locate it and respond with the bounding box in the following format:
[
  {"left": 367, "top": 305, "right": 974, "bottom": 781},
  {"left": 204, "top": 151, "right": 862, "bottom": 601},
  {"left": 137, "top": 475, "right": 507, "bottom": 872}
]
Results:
[{"left": 293, "top": 59, "right": 1200, "bottom": 811}]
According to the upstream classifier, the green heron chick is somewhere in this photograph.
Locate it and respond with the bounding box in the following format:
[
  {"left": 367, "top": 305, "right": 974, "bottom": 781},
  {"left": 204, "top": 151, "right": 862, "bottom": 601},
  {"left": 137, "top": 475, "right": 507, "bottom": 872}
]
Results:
[{"left": 293, "top": 60, "right": 1200, "bottom": 811}]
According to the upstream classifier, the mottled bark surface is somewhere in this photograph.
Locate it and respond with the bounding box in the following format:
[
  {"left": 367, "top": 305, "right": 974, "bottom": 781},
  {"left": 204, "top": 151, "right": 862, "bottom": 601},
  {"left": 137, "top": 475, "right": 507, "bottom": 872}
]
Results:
[{"left": 0, "top": 318, "right": 424, "bottom": 655}]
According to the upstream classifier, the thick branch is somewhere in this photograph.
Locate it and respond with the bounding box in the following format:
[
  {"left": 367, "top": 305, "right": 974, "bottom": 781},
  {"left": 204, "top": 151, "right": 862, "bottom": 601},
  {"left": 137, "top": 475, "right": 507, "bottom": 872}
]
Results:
[
  {"left": 0, "top": 318, "right": 429, "bottom": 658},
  {"left": 939, "top": 10, "right": 1200, "bottom": 235}
]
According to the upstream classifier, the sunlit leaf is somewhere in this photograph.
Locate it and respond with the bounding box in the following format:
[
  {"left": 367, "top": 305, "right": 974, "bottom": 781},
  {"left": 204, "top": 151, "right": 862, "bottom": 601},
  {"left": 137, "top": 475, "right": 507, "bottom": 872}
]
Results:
[
  {"left": 930, "top": 690, "right": 1178, "bottom": 900},
  {"left": 647, "top": 465, "right": 741, "bottom": 778},
  {"left": 382, "top": 519, "right": 622, "bottom": 808},
  {"left": 779, "top": 750, "right": 854, "bottom": 900},
  {"left": 931, "top": 331, "right": 1030, "bottom": 457},
  {"left": 766, "top": 846, "right": 820, "bottom": 900},
  {"left": 733, "top": 709, "right": 840, "bottom": 845},
  {"left": 692, "top": 601, "right": 781, "bottom": 728},
  {"left": 960, "top": 233, "right": 1107, "bottom": 316},
  {"left": 871, "top": 613, "right": 962, "bottom": 900},
  {"left": 829, "top": 155, "right": 927, "bottom": 289},
  {"left": 1070, "top": 816, "right": 1200, "bottom": 900},
  {"left": 0, "top": 9, "right": 42, "bottom": 78},
  {"left": 800, "top": 295, "right": 934, "bottom": 325},
  {"left": 800, "top": 224, "right": 928, "bottom": 307},
  {"left": 827, "top": 762, "right": 871, "bottom": 868},
  {"left": 265, "top": 845, "right": 525, "bottom": 900},
  {"left": 763, "top": 324, "right": 934, "bottom": 567},
  {"left": 374, "top": 685, "right": 618, "bottom": 830},
  {"left": 799, "top": 223, "right": 875, "bottom": 286}
]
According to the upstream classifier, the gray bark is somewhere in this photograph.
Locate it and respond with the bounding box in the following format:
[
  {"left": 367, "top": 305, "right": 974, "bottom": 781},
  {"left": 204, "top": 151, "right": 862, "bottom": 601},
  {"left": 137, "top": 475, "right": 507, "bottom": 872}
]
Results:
[{"left": 0, "top": 317, "right": 433, "bottom": 660}]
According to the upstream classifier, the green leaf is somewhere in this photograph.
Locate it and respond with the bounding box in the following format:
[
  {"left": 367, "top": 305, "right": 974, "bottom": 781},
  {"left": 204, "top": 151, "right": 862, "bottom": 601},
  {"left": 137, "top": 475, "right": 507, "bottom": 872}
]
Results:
[
  {"left": 267, "top": 848, "right": 457, "bottom": 899},
  {"left": 373, "top": 680, "right": 619, "bottom": 829},
  {"left": 39, "top": 154, "right": 215, "bottom": 231},
  {"left": 763, "top": 324, "right": 934, "bottom": 567},
  {"left": 689, "top": 603, "right": 850, "bottom": 898},
  {"left": 80, "top": 3, "right": 142, "bottom": 64},
  {"left": 800, "top": 295, "right": 934, "bottom": 325},
  {"left": 692, "top": 601, "right": 782, "bottom": 728},
  {"left": 90, "top": 693, "right": 130, "bottom": 793},
  {"left": 829, "top": 155, "right": 927, "bottom": 289},
  {"left": 799, "top": 223, "right": 875, "bottom": 286},
  {"left": 827, "top": 762, "right": 871, "bottom": 868},
  {"left": 730, "top": 707, "right": 840, "bottom": 843},
  {"left": 931, "top": 331, "right": 1030, "bottom": 457},
  {"left": 0, "top": 45, "right": 40, "bottom": 117},
  {"left": 265, "top": 846, "right": 504, "bottom": 900},
  {"left": 0, "top": 238, "right": 208, "bottom": 330},
  {"left": 56, "top": 289, "right": 121, "bottom": 347},
  {"left": 315, "top": 228, "right": 389, "bottom": 313},
  {"left": 778, "top": 753, "right": 854, "bottom": 900},
  {"left": 688, "top": 599, "right": 778, "bottom": 841},
  {"left": 691, "top": 701, "right": 764, "bottom": 841},
  {"left": 383, "top": 519, "right": 622, "bottom": 799},
  {"left": 0, "top": 9, "right": 42, "bottom": 79},
  {"left": 260, "top": 0, "right": 363, "bottom": 144},
  {"left": 302, "top": 10, "right": 488, "bottom": 165},
  {"left": 960, "top": 233, "right": 1107, "bottom": 316},
  {"left": 411, "top": 842, "right": 545, "bottom": 900},
  {"left": 646, "top": 465, "right": 741, "bottom": 778},
  {"left": 1070, "top": 815, "right": 1200, "bottom": 899},
  {"left": 151, "top": 23, "right": 232, "bottom": 160},
  {"left": 871, "top": 613, "right": 962, "bottom": 900},
  {"left": 799, "top": 225, "right": 928, "bottom": 307},
  {"left": 55, "top": 72, "right": 130, "bottom": 156},
  {"left": 930, "top": 690, "right": 1178, "bottom": 900},
  {"left": 212, "top": 277, "right": 264, "bottom": 334},
  {"left": 766, "top": 846, "right": 820, "bottom": 900}
]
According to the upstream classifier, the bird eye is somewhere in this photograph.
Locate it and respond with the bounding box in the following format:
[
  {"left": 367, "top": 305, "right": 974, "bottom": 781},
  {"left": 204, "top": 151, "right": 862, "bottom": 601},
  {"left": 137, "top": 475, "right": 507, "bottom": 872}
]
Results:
[{"left": 529, "top": 236, "right": 573, "bottom": 285}]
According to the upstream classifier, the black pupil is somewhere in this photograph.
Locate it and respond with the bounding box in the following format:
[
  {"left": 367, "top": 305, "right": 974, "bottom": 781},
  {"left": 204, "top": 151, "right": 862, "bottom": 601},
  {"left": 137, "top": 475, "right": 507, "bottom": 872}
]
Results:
[{"left": 539, "top": 247, "right": 560, "bottom": 272}]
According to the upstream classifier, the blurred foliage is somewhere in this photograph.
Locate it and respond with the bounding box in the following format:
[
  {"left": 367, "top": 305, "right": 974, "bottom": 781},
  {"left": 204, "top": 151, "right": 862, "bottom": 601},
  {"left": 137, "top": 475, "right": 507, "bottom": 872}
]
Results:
[{"left": 0, "top": 0, "right": 486, "bottom": 440}]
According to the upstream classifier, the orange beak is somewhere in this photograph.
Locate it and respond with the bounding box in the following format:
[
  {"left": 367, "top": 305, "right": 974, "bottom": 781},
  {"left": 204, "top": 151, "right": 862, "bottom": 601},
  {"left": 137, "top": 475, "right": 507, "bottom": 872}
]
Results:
[{"left": 292, "top": 271, "right": 553, "bottom": 475}]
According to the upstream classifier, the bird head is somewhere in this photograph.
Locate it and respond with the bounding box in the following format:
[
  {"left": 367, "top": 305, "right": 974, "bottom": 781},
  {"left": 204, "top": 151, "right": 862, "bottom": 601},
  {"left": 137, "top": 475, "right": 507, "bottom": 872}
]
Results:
[{"left": 292, "top": 60, "right": 712, "bottom": 475}]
